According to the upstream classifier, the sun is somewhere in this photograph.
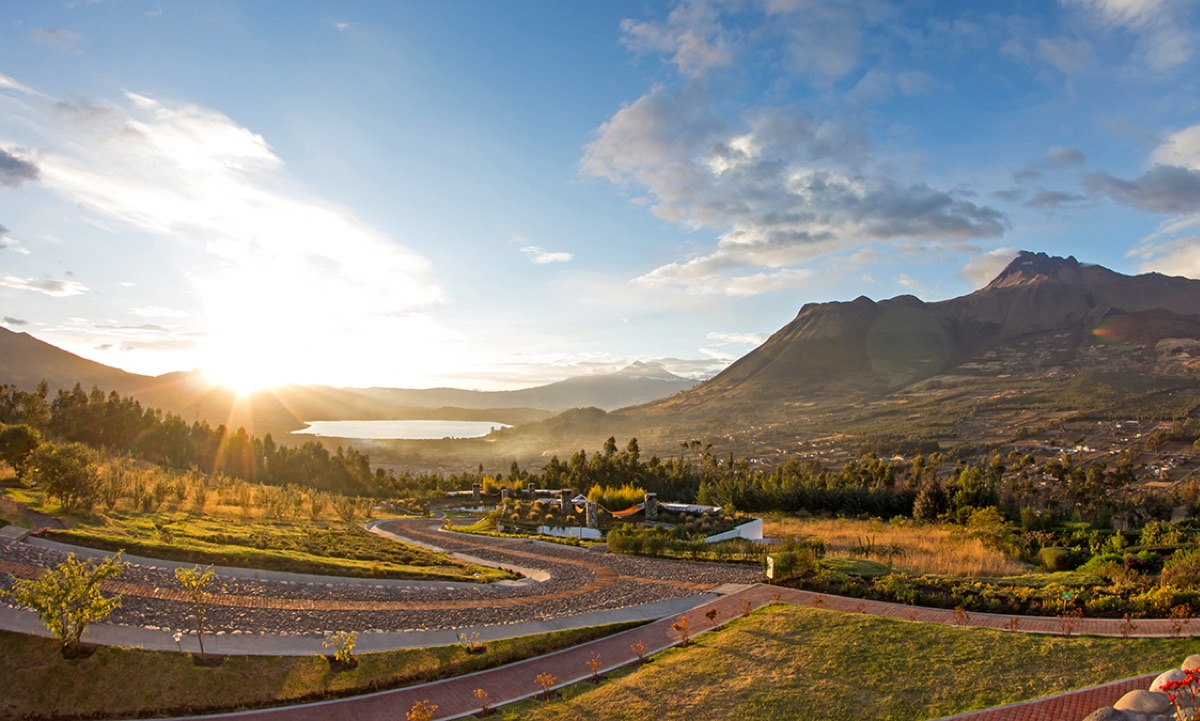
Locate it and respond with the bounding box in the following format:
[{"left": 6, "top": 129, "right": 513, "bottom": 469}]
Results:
[{"left": 201, "top": 357, "right": 282, "bottom": 395}]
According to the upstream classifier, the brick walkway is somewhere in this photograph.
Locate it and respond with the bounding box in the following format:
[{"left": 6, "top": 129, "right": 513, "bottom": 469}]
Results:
[{"left": 196, "top": 584, "right": 1182, "bottom": 721}]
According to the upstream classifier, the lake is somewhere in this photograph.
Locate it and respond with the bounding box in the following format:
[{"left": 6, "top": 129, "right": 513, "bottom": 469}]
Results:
[{"left": 291, "top": 420, "right": 511, "bottom": 440}]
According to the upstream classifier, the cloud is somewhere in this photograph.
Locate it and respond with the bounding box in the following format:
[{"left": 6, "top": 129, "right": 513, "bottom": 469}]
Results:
[
  {"left": 1046, "top": 146, "right": 1087, "bottom": 168},
  {"left": 764, "top": 2, "right": 896, "bottom": 85},
  {"left": 2, "top": 78, "right": 447, "bottom": 385},
  {"left": 585, "top": 85, "right": 1005, "bottom": 295},
  {"left": 0, "top": 275, "right": 89, "bottom": 297},
  {"left": 1153, "top": 124, "right": 1200, "bottom": 170},
  {"left": 0, "top": 224, "right": 30, "bottom": 255},
  {"left": 1024, "top": 188, "right": 1088, "bottom": 209},
  {"left": 707, "top": 331, "right": 767, "bottom": 345},
  {"left": 1069, "top": 0, "right": 1194, "bottom": 70},
  {"left": 959, "top": 247, "right": 1020, "bottom": 288},
  {"left": 3, "top": 316, "right": 28, "bottom": 326},
  {"left": 131, "top": 305, "right": 188, "bottom": 318},
  {"left": 894, "top": 274, "right": 926, "bottom": 293},
  {"left": 1086, "top": 165, "right": 1200, "bottom": 213},
  {"left": 846, "top": 69, "right": 936, "bottom": 105},
  {"left": 637, "top": 264, "right": 817, "bottom": 297},
  {"left": 620, "top": 1, "right": 733, "bottom": 76},
  {"left": 1033, "top": 36, "right": 1092, "bottom": 74},
  {"left": 34, "top": 27, "right": 82, "bottom": 52},
  {"left": 520, "top": 245, "right": 573, "bottom": 264},
  {"left": 334, "top": 21, "right": 348, "bottom": 31},
  {"left": 0, "top": 148, "right": 40, "bottom": 186}
]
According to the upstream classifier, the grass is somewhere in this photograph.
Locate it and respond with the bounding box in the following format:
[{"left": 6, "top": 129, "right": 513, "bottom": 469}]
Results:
[
  {"left": 506, "top": 605, "right": 1195, "bottom": 721},
  {"left": 766, "top": 515, "right": 1030, "bottom": 577},
  {"left": 37, "top": 510, "right": 514, "bottom": 582},
  {"left": 0, "top": 622, "right": 640, "bottom": 720},
  {"left": 4, "top": 484, "right": 512, "bottom": 582}
]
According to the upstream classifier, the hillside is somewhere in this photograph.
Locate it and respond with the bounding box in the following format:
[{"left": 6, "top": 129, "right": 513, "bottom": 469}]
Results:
[
  {"left": 0, "top": 329, "right": 694, "bottom": 440},
  {"left": 492, "top": 251, "right": 1200, "bottom": 464}
]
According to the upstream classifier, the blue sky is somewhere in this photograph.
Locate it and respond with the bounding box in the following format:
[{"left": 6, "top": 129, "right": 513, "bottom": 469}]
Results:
[{"left": 1, "top": 1, "right": 1199, "bottom": 391}]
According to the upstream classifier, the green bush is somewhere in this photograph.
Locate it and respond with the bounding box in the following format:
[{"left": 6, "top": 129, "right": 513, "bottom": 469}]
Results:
[
  {"left": 1077, "top": 553, "right": 1124, "bottom": 575},
  {"left": 1038, "top": 546, "right": 1073, "bottom": 572},
  {"left": 1161, "top": 547, "right": 1200, "bottom": 590}
]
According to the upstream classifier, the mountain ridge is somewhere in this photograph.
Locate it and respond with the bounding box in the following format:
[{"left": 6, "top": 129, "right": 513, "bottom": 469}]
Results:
[{"left": 629, "top": 250, "right": 1200, "bottom": 422}]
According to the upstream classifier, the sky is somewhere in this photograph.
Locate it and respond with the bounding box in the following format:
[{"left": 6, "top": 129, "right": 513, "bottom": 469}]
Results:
[{"left": 1, "top": 1, "right": 1199, "bottom": 392}]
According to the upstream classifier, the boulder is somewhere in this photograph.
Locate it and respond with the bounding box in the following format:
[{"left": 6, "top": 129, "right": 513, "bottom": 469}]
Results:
[
  {"left": 1082, "top": 707, "right": 1128, "bottom": 721},
  {"left": 1151, "top": 668, "right": 1187, "bottom": 692},
  {"left": 1184, "top": 654, "right": 1200, "bottom": 672},
  {"left": 1114, "top": 690, "right": 1171, "bottom": 715}
]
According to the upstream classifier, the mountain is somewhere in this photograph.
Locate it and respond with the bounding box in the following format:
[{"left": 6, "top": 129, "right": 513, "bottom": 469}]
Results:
[
  {"left": 343, "top": 361, "right": 697, "bottom": 413},
  {"left": 0, "top": 326, "right": 155, "bottom": 394},
  {"left": 0, "top": 328, "right": 695, "bottom": 438},
  {"left": 605, "top": 251, "right": 1200, "bottom": 456}
]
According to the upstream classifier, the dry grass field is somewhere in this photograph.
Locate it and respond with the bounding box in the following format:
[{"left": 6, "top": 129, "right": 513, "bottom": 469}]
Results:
[{"left": 765, "top": 515, "right": 1031, "bottom": 577}]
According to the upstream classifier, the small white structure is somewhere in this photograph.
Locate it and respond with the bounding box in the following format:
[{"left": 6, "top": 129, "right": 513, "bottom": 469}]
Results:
[
  {"left": 704, "top": 519, "right": 765, "bottom": 544},
  {"left": 536, "top": 525, "right": 602, "bottom": 540}
]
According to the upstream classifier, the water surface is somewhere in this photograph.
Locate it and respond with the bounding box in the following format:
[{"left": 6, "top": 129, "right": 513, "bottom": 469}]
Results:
[{"left": 292, "top": 419, "right": 510, "bottom": 440}]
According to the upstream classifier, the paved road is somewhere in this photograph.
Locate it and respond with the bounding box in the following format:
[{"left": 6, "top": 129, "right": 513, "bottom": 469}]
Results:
[{"left": 0, "top": 517, "right": 761, "bottom": 651}]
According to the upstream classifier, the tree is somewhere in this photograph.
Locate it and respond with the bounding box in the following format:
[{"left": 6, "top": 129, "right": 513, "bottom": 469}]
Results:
[
  {"left": 1, "top": 552, "right": 125, "bottom": 656},
  {"left": 175, "top": 565, "right": 216, "bottom": 654},
  {"left": 30, "top": 441, "right": 98, "bottom": 510},
  {"left": 912, "top": 478, "right": 948, "bottom": 523},
  {"left": 0, "top": 423, "right": 41, "bottom": 479}
]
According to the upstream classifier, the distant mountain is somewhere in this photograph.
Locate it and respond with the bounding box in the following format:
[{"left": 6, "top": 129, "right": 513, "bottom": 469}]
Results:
[
  {"left": 350, "top": 361, "right": 698, "bottom": 412},
  {"left": 0, "top": 327, "right": 154, "bottom": 394},
  {"left": 625, "top": 250, "right": 1200, "bottom": 427},
  {"left": 0, "top": 328, "right": 696, "bottom": 438}
]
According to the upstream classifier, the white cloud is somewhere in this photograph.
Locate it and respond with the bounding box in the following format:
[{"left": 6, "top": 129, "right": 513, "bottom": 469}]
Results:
[
  {"left": 1, "top": 275, "right": 89, "bottom": 297},
  {"left": 959, "top": 247, "right": 1020, "bottom": 288},
  {"left": 1153, "top": 124, "right": 1200, "bottom": 170},
  {"left": 619, "top": 1, "right": 733, "bottom": 76},
  {"left": 707, "top": 331, "right": 767, "bottom": 345},
  {"left": 585, "top": 86, "right": 1004, "bottom": 295},
  {"left": 3, "top": 78, "right": 447, "bottom": 386},
  {"left": 131, "top": 305, "right": 188, "bottom": 318},
  {"left": 894, "top": 274, "right": 926, "bottom": 293},
  {"left": 520, "top": 245, "right": 573, "bottom": 264},
  {"left": 1070, "top": 0, "right": 1194, "bottom": 70}
]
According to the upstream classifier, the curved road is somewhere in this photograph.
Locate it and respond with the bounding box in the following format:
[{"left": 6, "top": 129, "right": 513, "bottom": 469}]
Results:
[{"left": 0, "top": 517, "right": 762, "bottom": 648}]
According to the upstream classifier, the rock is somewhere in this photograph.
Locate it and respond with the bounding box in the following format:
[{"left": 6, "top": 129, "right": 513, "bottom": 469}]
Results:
[
  {"left": 1114, "top": 690, "right": 1171, "bottom": 715},
  {"left": 1184, "top": 654, "right": 1200, "bottom": 671},
  {"left": 1082, "top": 708, "right": 1128, "bottom": 721},
  {"left": 1151, "top": 668, "right": 1187, "bottom": 692}
]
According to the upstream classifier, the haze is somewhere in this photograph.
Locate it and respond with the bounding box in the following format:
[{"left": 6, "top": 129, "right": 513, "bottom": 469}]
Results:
[{"left": 1, "top": 1, "right": 1199, "bottom": 392}]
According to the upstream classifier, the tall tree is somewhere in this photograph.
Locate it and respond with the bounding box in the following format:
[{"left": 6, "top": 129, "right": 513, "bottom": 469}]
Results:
[{"left": 30, "top": 441, "right": 98, "bottom": 510}]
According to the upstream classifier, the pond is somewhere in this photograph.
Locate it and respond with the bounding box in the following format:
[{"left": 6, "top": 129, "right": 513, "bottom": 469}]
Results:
[{"left": 291, "top": 419, "right": 511, "bottom": 440}]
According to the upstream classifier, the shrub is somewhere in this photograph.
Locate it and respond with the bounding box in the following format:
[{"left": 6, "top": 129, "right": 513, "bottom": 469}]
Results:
[
  {"left": 1038, "top": 546, "right": 1073, "bottom": 572},
  {"left": 1077, "top": 553, "right": 1125, "bottom": 575},
  {"left": 587, "top": 484, "right": 645, "bottom": 512},
  {"left": 1162, "top": 547, "right": 1200, "bottom": 589}
]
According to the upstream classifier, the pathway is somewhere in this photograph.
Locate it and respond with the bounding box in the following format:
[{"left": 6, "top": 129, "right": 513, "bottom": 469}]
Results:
[{"left": 158, "top": 584, "right": 1183, "bottom": 721}]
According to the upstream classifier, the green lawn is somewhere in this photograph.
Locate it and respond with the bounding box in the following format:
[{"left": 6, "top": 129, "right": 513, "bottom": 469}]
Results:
[
  {"left": 0, "top": 623, "right": 639, "bottom": 720},
  {"left": 506, "top": 605, "right": 1195, "bottom": 721}
]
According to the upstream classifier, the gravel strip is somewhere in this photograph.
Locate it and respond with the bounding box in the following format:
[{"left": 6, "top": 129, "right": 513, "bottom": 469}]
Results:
[{"left": 0, "top": 518, "right": 762, "bottom": 635}]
